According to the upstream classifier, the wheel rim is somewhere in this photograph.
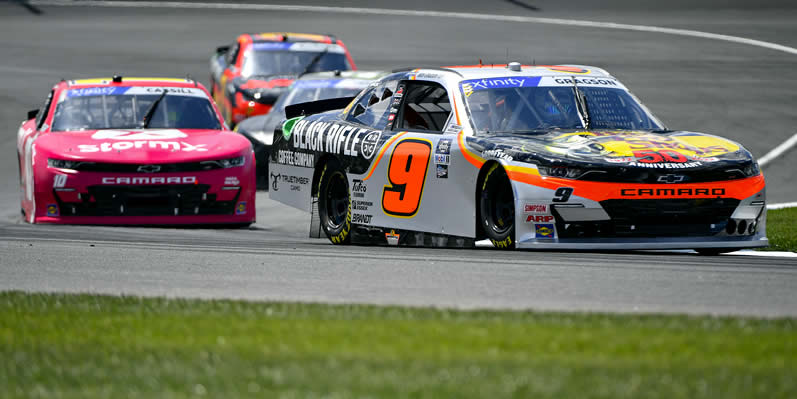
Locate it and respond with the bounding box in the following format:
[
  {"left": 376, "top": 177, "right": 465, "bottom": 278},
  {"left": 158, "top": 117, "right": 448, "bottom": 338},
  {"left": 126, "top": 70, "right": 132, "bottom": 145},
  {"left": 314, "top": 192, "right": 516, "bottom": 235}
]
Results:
[
  {"left": 483, "top": 172, "right": 514, "bottom": 235},
  {"left": 324, "top": 171, "right": 349, "bottom": 230}
]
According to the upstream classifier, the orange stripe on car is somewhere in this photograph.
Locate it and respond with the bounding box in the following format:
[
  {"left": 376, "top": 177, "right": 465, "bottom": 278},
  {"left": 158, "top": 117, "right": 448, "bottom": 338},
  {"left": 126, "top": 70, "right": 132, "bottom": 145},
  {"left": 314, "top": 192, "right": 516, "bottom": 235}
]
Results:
[
  {"left": 363, "top": 131, "right": 409, "bottom": 181},
  {"left": 505, "top": 169, "right": 766, "bottom": 202},
  {"left": 457, "top": 131, "right": 484, "bottom": 169}
]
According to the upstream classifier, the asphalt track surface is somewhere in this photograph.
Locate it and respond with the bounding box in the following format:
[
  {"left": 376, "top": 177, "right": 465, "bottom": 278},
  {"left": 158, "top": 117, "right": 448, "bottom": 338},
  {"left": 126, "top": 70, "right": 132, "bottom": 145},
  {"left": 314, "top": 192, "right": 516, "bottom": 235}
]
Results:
[{"left": 1, "top": 0, "right": 796, "bottom": 317}]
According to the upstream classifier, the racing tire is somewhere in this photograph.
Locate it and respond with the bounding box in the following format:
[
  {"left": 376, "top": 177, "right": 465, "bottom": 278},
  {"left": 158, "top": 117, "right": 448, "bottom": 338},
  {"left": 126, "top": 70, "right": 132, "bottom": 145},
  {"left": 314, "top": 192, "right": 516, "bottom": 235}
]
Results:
[
  {"left": 317, "top": 161, "right": 352, "bottom": 245},
  {"left": 695, "top": 248, "right": 737, "bottom": 256},
  {"left": 480, "top": 163, "right": 515, "bottom": 249}
]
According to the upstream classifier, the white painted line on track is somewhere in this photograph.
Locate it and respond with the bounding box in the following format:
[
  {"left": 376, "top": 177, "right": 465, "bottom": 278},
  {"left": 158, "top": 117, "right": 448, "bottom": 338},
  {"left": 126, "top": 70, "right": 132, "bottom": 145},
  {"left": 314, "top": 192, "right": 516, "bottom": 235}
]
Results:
[
  {"left": 768, "top": 202, "right": 797, "bottom": 210},
  {"left": 727, "top": 250, "right": 797, "bottom": 258},
  {"left": 28, "top": 1, "right": 797, "bottom": 56},
  {"left": 759, "top": 132, "right": 797, "bottom": 167}
]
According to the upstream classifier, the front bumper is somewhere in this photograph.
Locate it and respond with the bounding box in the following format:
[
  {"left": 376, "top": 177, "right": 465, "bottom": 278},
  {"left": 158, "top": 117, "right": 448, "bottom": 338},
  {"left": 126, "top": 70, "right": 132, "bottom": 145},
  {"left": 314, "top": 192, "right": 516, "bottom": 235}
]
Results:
[{"left": 34, "top": 167, "right": 256, "bottom": 225}]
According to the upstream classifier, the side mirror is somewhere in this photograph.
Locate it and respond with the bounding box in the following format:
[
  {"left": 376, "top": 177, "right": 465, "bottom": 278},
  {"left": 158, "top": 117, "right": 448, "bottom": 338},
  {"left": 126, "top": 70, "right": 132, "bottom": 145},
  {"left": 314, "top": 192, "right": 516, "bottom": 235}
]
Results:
[
  {"left": 27, "top": 109, "right": 39, "bottom": 120},
  {"left": 216, "top": 45, "right": 230, "bottom": 54}
]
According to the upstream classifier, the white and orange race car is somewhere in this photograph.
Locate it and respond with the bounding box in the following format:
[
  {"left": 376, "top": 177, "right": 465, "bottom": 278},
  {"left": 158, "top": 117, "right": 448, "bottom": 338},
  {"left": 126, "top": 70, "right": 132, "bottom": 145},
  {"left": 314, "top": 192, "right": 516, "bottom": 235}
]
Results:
[
  {"left": 17, "top": 76, "right": 256, "bottom": 226},
  {"left": 269, "top": 63, "right": 767, "bottom": 254}
]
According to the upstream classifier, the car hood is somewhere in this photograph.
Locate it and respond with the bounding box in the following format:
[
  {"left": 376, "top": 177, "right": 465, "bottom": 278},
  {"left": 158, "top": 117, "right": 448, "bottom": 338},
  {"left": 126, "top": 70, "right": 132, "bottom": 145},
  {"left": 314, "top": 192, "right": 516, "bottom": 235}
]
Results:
[
  {"left": 36, "top": 128, "right": 251, "bottom": 163},
  {"left": 467, "top": 130, "right": 753, "bottom": 167}
]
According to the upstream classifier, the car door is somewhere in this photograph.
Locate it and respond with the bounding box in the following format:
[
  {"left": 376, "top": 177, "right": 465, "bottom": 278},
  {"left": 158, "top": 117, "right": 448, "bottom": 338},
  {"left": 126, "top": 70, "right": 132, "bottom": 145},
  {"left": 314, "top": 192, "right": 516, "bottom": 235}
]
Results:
[{"left": 351, "top": 77, "right": 475, "bottom": 238}]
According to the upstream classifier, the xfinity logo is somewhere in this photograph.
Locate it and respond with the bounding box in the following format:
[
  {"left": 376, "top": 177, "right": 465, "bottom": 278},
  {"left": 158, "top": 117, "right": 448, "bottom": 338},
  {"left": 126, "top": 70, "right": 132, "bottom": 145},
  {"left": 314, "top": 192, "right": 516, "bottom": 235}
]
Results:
[
  {"left": 657, "top": 174, "right": 686, "bottom": 183},
  {"left": 137, "top": 165, "right": 162, "bottom": 173},
  {"left": 102, "top": 176, "right": 196, "bottom": 185}
]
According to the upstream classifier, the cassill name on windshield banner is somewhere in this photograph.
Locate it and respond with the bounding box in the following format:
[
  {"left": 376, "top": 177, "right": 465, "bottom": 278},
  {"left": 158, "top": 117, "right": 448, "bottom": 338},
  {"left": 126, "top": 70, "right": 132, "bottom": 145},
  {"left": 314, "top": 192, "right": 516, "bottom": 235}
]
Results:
[{"left": 65, "top": 87, "right": 207, "bottom": 99}]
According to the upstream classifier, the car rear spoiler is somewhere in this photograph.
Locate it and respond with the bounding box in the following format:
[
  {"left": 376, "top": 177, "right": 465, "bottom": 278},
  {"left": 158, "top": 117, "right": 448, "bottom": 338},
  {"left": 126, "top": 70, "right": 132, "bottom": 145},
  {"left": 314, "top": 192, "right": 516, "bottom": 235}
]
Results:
[{"left": 284, "top": 96, "right": 356, "bottom": 119}]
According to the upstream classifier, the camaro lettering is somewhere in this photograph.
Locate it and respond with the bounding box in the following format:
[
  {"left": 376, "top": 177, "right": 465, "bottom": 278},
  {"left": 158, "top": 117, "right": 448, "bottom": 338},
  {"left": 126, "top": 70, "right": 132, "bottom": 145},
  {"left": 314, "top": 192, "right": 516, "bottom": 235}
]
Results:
[
  {"left": 620, "top": 188, "right": 726, "bottom": 197},
  {"left": 101, "top": 176, "right": 196, "bottom": 185}
]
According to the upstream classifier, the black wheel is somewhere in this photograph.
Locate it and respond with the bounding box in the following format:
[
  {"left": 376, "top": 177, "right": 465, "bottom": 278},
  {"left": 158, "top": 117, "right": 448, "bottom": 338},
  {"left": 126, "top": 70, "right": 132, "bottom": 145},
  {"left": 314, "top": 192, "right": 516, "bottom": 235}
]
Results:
[
  {"left": 480, "top": 164, "right": 515, "bottom": 249},
  {"left": 317, "top": 161, "right": 351, "bottom": 244},
  {"left": 695, "top": 248, "right": 737, "bottom": 256}
]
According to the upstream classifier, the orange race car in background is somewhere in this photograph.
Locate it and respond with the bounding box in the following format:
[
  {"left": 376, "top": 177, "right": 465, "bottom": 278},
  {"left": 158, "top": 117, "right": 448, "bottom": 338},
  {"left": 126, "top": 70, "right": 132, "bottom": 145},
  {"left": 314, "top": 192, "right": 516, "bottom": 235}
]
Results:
[{"left": 210, "top": 32, "right": 356, "bottom": 127}]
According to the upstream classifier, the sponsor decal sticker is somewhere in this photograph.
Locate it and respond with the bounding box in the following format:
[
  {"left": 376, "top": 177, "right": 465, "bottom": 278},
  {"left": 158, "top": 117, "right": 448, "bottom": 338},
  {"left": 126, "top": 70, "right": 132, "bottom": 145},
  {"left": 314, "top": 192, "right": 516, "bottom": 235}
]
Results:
[
  {"left": 352, "top": 179, "right": 367, "bottom": 198},
  {"left": 461, "top": 77, "right": 541, "bottom": 97},
  {"left": 385, "top": 230, "right": 400, "bottom": 246},
  {"left": 526, "top": 215, "right": 554, "bottom": 223},
  {"left": 436, "top": 164, "right": 448, "bottom": 179},
  {"left": 535, "top": 223, "right": 555, "bottom": 238},
  {"left": 291, "top": 119, "right": 382, "bottom": 160},
  {"left": 224, "top": 176, "right": 240, "bottom": 186},
  {"left": 482, "top": 149, "right": 513, "bottom": 161},
  {"left": 270, "top": 172, "right": 280, "bottom": 191},
  {"left": 92, "top": 129, "right": 187, "bottom": 140},
  {"left": 352, "top": 213, "right": 373, "bottom": 224},
  {"left": 436, "top": 138, "right": 452, "bottom": 155},
  {"left": 524, "top": 203, "right": 548, "bottom": 214},
  {"left": 277, "top": 150, "right": 314, "bottom": 167},
  {"left": 434, "top": 154, "right": 450, "bottom": 165},
  {"left": 236, "top": 201, "right": 247, "bottom": 215},
  {"left": 46, "top": 204, "right": 59, "bottom": 217}
]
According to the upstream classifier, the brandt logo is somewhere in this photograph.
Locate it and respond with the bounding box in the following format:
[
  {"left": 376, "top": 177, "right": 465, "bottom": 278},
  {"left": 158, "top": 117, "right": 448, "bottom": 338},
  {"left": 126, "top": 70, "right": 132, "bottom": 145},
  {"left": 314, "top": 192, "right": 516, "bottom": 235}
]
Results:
[
  {"left": 657, "top": 174, "right": 686, "bottom": 183},
  {"left": 137, "top": 164, "right": 162, "bottom": 173}
]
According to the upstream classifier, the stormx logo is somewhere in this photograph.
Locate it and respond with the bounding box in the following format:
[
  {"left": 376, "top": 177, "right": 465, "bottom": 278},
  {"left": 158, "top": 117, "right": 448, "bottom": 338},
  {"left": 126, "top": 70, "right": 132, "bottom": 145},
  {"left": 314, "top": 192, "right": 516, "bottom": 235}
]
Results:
[{"left": 657, "top": 174, "right": 686, "bottom": 183}]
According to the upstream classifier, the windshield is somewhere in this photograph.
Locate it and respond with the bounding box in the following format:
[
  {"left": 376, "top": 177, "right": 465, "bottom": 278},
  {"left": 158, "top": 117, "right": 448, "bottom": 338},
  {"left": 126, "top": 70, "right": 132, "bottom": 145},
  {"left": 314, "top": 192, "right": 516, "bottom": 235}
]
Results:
[
  {"left": 259, "top": 81, "right": 367, "bottom": 132},
  {"left": 241, "top": 43, "right": 351, "bottom": 78},
  {"left": 51, "top": 87, "right": 222, "bottom": 131},
  {"left": 460, "top": 76, "right": 663, "bottom": 133}
]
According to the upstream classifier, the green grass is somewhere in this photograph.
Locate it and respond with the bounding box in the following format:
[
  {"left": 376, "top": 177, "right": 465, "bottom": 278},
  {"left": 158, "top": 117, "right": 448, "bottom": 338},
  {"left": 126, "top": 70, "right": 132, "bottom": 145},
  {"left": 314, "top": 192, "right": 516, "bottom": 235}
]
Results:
[
  {"left": 1, "top": 292, "right": 795, "bottom": 399},
  {"left": 763, "top": 208, "right": 797, "bottom": 252}
]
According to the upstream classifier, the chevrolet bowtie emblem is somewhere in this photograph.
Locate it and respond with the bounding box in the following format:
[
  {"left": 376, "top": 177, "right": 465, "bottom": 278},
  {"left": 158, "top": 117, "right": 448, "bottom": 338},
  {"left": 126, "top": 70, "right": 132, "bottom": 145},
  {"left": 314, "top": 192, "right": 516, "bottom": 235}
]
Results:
[
  {"left": 657, "top": 174, "right": 686, "bottom": 183},
  {"left": 137, "top": 165, "right": 161, "bottom": 173}
]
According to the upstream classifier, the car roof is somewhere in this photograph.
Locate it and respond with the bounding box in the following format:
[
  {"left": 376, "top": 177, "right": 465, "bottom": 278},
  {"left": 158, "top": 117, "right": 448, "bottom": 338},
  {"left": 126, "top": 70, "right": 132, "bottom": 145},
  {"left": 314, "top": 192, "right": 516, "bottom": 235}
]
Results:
[
  {"left": 403, "top": 64, "right": 613, "bottom": 80},
  {"left": 60, "top": 77, "right": 204, "bottom": 90},
  {"left": 243, "top": 32, "right": 338, "bottom": 44},
  {"left": 297, "top": 70, "right": 387, "bottom": 81}
]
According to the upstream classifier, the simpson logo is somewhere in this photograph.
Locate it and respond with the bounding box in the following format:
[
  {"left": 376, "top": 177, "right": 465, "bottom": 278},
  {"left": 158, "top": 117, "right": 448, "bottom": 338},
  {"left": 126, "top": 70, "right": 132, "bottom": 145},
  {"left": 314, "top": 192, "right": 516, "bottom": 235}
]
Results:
[
  {"left": 620, "top": 188, "right": 726, "bottom": 197},
  {"left": 524, "top": 204, "right": 548, "bottom": 214},
  {"left": 78, "top": 141, "right": 207, "bottom": 152},
  {"left": 526, "top": 215, "right": 554, "bottom": 223},
  {"left": 101, "top": 176, "right": 197, "bottom": 185},
  {"left": 535, "top": 224, "right": 555, "bottom": 238},
  {"left": 91, "top": 129, "right": 187, "bottom": 140}
]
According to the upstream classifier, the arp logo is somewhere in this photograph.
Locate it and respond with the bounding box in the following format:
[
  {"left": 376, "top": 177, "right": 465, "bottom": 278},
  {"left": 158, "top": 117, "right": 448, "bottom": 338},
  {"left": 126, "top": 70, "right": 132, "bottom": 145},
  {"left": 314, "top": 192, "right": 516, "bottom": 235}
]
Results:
[{"left": 526, "top": 215, "right": 554, "bottom": 223}]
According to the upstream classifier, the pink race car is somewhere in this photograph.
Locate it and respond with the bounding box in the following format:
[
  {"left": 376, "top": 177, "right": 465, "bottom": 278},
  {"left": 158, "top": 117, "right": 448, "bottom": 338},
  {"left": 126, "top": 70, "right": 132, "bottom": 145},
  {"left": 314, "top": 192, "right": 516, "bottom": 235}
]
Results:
[{"left": 17, "top": 76, "right": 256, "bottom": 226}]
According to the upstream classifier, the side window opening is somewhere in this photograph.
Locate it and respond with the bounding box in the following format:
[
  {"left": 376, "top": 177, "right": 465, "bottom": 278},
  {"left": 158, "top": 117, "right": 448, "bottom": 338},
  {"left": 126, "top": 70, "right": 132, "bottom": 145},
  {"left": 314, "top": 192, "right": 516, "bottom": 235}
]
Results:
[
  {"left": 227, "top": 43, "right": 240, "bottom": 67},
  {"left": 36, "top": 89, "right": 54, "bottom": 129},
  {"left": 346, "top": 80, "right": 398, "bottom": 129},
  {"left": 394, "top": 81, "right": 451, "bottom": 133}
]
